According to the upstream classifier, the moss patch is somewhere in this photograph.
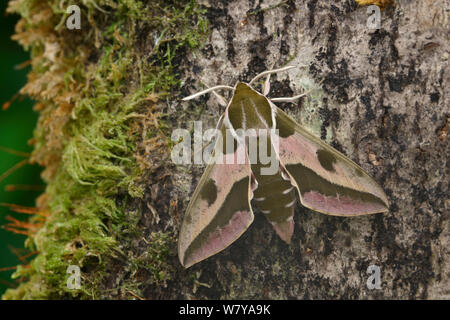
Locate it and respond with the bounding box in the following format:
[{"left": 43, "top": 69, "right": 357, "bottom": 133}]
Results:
[{"left": 3, "top": 0, "right": 207, "bottom": 299}]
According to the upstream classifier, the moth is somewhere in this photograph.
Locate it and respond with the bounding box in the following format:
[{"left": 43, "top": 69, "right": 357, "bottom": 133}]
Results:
[{"left": 178, "top": 66, "right": 389, "bottom": 268}]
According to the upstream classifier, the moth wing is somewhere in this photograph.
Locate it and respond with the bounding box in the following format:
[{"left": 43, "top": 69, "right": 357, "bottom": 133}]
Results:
[
  {"left": 271, "top": 103, "right": 389, "bottom": 216},
  {"left": 178, "top": 118, "right": 254, "bottom": 268}
]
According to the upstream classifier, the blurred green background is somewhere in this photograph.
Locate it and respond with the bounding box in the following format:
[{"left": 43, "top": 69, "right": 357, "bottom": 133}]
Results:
[{"left": 0, "top": 1, "right": 43, "bottom": 297}]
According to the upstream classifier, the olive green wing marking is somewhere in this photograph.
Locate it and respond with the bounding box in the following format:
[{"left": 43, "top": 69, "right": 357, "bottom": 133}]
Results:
[
  {"left": 178, "top": 119, "right": 254, "bottom": 268},
  {"left": 272, "top": 103, "right": 389, "bottom": 216}
]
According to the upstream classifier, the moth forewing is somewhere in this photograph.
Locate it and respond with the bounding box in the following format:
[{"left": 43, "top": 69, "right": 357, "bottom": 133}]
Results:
[
  {"left": 269, "top": 101, "right": 389, "bottom": 216},
  {"left": 178, "top": 117, "right": 255, "bottom": 268}
]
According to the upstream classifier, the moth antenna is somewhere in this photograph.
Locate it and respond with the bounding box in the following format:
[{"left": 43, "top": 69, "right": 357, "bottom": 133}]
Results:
[
  {"left": 182, "top": 85, "right": 234, "bottom": 101},
  {"left": 249, "top": 65, "right": 308, "bottom": 86},
  {"left": 270, "top": 78, "right": 324, "bottom": 103}
]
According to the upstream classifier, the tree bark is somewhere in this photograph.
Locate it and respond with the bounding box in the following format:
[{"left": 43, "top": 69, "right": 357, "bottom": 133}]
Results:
[{"left": 168, "top": 0, "right": 448, "bottom": 299}]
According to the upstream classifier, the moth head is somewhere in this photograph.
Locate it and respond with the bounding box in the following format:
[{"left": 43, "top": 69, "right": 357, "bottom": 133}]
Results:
[
  {"left": 227, "top": 82, "right": 273, "bottom": 131},
  {"left": 235, "top": 82, "right": 254, "bottom": 93}
]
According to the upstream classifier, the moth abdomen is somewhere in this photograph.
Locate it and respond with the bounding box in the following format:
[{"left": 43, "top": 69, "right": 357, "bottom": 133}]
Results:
[{"left": 251, "top": 162, "right": 296, "bottom": 243}]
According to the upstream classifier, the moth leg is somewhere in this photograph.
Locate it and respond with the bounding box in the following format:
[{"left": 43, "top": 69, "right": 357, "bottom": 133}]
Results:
[
  {"left": 198, "top": 80, "right": 230, "bottom": 107},
  {"left": 262, "top": 73, "right": 271, "bottom": 96},
  {"left": 270, "top": 79, "right": 323, "bottom": 103},
  {"left": 208, "top": 87, "right": 228, "bottom": 107}
]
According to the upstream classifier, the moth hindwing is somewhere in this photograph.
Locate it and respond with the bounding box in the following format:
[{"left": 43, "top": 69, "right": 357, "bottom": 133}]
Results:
[{"left": 178, "top": 67, "right": 389, "bottom": 268}]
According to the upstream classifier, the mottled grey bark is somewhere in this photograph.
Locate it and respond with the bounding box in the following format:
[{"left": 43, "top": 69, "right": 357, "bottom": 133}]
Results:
[{"left": 144, "top": 0, "right": 448, "bottom": 299}]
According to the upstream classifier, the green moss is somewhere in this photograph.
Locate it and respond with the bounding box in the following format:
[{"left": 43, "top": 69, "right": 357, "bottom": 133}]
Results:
[
  {"left": 129, "top": 232, "right": 174, "bottom": 286},
  {"left": 3, "top": 0, "right": 207, "bottom": 299}
]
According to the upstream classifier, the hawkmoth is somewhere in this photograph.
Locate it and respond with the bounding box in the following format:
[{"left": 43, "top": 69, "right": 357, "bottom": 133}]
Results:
[{"left": 178, "top": 66, "right": 389, "bottom": 268}]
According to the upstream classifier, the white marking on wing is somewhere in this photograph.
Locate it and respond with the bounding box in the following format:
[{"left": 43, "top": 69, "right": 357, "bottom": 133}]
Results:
[
  {"left": 223, "top": 113, "right": 239, "bottom": 141},
  {"left": 250, "top": 98, "right": 269, "bottom": 128},
  {"left": 253, "top": 197, "right": 265, "bottom": 201},
  {"left": 270, "top": 103, "right": 277, "bottom": 130},
  {"left": 240, "top": 100, "right": 247, "bottom": 130},
  {"left": 282, "top": 186, "right": 294, "bottom": 194},
  {"left": 281, "top": 170, "right": 290, "bottom": 181},
  {"left": 285, "top": 199, "right": 296, "bottom": 208}
]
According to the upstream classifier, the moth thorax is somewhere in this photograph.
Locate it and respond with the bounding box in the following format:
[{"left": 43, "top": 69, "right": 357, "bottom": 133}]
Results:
[
  {"left": 228, "top": 82, "right": 273, "bottom": 130},
  {"left": 245, "top": 130, "right": 280, "bottom": 176}
]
